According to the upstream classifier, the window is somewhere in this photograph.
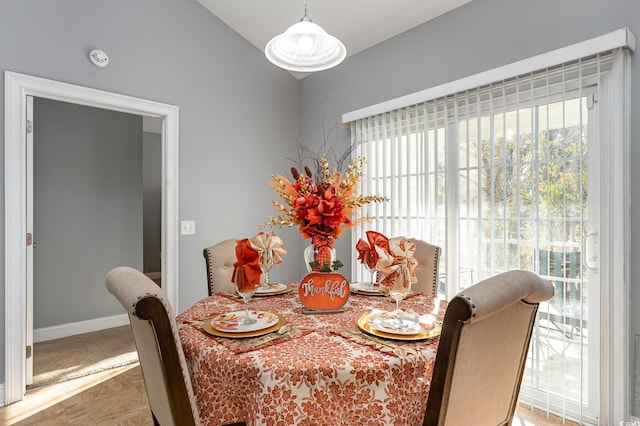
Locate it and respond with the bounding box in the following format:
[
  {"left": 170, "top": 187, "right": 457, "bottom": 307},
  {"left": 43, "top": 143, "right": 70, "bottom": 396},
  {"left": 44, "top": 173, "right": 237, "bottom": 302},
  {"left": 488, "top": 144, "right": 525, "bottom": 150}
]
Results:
[{"left": 348, "top": 46, "right": 630, "bottom": 423}]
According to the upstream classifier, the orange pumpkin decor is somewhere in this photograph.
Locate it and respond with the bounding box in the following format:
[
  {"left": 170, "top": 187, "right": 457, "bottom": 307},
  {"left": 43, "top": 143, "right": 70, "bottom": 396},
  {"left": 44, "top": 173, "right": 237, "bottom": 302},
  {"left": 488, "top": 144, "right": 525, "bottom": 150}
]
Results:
[{"left": 299, "top": 272, "right": 349, "bottom": 310}]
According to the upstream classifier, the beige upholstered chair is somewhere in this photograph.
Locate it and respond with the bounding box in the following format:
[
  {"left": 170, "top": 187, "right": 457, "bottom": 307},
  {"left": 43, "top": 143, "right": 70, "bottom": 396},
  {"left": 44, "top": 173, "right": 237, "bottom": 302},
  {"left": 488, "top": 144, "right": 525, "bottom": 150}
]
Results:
[
  {"left": 423, "top": 270, "right": 554, "bottom": 426},
  {"left": 411, "top": 239, "right": 442, "bottom": 296},
  {"left": 203, "top": 239, "right": 237, "bottom": 295},
  {"left": 106, "top": 266, "right": 200, "bottom": 426},
  {"left": 107, "top": 267, "right": 246, "bottom": 426}
]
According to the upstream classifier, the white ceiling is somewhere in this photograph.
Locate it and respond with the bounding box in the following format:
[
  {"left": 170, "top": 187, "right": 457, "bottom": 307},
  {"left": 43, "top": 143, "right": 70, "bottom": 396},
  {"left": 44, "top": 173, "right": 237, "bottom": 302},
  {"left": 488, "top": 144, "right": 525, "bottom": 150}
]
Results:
[{"left": 197, "top": 0, "right": 472, "bottom": 78}]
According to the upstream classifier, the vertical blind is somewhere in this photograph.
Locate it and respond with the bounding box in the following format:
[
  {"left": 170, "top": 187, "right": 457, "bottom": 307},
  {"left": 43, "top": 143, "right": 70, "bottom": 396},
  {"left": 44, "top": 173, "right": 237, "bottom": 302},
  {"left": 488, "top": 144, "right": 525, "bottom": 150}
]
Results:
[{"left": 349, "top": 51, "right": 616, "bottom": 424}]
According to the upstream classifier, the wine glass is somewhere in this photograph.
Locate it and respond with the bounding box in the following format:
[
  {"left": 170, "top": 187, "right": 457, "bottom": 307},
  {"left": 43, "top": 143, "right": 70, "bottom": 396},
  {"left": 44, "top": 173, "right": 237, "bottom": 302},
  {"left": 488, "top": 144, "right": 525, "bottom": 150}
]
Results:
[
  {"left": 257, "top": 250, "right": 274, "bottom": 292},
  {"left": 364, "top": 251, "right": 378, "bottom": 291},
  {"left": 386, "top": 265, "right": 411, "bottom": 328},
  {"left": 233, "top": 277, "right": 258, "bottom": 326}
]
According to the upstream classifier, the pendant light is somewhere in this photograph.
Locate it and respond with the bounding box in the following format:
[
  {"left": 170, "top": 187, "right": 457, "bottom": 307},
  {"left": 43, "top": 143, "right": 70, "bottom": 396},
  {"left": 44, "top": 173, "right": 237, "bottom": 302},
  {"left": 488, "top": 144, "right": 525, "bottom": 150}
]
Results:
[{"left": 265, "top": 0, "right": 346, "bottom": 73}]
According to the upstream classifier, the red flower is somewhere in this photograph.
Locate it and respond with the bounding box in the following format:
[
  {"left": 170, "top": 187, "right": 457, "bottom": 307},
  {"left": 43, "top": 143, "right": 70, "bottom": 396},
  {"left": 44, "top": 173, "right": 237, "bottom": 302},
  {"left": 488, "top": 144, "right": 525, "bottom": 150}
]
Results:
[{"left": 262, "top": 155, "right": 388, "bottom": 241}]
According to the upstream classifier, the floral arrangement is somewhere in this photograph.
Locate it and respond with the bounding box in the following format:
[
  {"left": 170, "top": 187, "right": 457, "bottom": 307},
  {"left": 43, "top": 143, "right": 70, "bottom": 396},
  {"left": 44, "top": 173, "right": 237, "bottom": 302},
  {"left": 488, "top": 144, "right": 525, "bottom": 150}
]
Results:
[
  {"left": 261, "top": 152, "right": 388, "bottom": 271},
  {"left": 262, "top": 155, "right": 387, "bottom": 239}
]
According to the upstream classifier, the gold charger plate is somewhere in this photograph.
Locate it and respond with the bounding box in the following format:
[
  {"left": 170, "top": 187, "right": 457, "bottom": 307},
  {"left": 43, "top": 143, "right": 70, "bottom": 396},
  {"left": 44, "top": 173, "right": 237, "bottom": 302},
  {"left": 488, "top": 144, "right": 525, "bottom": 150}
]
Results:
[
  {"left": 357, "top": 313, "right": 442, "bottom": 341},
  {"left": 202, "top": 313, "right": 286, "bottom": 339},
  {"left": 254, "top": 283, "right": 293, "bottom": 297}
]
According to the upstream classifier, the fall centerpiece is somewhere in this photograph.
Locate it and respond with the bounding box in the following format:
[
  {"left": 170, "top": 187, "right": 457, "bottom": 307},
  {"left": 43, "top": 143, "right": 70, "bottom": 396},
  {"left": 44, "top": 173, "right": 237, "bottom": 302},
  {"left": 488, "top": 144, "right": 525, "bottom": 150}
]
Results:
[{"left": 262, "top": 153, "right": 388, "bottom": 272}]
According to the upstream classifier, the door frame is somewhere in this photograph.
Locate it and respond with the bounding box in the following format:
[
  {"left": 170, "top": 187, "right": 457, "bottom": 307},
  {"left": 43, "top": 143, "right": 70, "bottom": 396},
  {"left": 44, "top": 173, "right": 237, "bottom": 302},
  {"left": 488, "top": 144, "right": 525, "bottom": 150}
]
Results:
[{"left": 4, "top": 71, "right": 180, "bottom": 404}]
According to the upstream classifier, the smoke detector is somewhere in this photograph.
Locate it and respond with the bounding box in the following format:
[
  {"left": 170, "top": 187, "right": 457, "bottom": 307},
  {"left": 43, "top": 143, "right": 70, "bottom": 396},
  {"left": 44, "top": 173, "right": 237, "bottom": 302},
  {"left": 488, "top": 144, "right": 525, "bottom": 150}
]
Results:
[{"left": 89, "top": 49, "right": 109, "bottom": 68}]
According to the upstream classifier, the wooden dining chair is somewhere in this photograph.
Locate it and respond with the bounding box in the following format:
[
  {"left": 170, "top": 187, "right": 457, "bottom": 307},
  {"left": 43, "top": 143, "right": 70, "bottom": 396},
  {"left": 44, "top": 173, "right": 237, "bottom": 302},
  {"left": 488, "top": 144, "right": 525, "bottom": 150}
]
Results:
[
  {"left": 423, "top": 270, "right": 554, "bottom": 426},
  {"left": 106, "top": 266, "right": 200, "bottom": 426},
  {"left": 203, "top": 238, "right": 237, "bottom": 295},
  {"left": 411, "top": 239, "right": 441, "bottom": 296},
  {"left": 106, "top": 266, "right": 247, "bottom": 426}
]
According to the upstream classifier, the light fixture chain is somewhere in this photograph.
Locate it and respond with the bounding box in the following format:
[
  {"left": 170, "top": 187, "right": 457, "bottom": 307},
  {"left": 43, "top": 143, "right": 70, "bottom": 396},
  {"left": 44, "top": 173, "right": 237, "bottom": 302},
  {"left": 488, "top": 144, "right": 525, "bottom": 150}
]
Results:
[{"left": 301, "top": 0, "right": 310, "bottom": 22}]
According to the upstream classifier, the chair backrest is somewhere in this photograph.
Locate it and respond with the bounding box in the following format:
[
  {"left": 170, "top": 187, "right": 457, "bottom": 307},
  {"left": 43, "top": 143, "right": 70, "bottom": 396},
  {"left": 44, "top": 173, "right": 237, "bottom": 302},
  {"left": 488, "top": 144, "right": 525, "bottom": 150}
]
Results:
[
  {"left": 106, "top": 267, "right": 200, "bottom": 426},
  {"left": 411, "top": 239, "right": 441, "bottom": 296},
  {"left": 203, "top": 239, "right": 237, "bottom": 295},
  {"left": 423, "top": 270, "right": 554, "bottom": 426}
]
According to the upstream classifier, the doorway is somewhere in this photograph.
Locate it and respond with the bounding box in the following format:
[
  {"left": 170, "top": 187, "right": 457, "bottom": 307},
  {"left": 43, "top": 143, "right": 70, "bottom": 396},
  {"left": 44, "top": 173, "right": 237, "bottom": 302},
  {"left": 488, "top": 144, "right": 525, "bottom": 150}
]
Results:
[{"left": 5, "top": 71, "right": 180, "bottom": 404}]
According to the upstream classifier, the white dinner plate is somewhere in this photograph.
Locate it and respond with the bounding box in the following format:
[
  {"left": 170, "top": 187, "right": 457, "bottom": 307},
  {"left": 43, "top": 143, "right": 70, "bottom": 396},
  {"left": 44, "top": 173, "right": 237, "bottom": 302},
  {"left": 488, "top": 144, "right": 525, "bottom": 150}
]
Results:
[
  {"left": 349, "top": 282, "right": 385, "bottom": 296},
  {"left": 210, "top": 310, "right": 279, "bottom": 333},
  {"left": 255, "top": 283, "right": 289, "bottom": 295},
  {"left": 367, "top": 310, "right": 437, "bottom": 336},
  {"left": 357, "top": 312, "right": 442, "bottom": 341}
]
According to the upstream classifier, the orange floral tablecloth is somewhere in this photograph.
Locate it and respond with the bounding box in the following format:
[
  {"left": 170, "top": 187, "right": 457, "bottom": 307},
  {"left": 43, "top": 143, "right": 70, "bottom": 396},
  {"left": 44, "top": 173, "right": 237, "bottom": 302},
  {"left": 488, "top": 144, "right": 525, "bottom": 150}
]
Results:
[{"left": 177, "top": 286, "right": 447, "bottom": 426}]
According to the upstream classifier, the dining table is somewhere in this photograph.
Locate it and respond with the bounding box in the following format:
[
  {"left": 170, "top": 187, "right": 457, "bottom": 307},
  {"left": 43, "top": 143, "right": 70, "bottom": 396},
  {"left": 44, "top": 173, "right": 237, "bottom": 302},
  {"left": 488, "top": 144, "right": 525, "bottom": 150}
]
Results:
[{"left": 176, "top": 283, "right": 447, "bottom": 426}]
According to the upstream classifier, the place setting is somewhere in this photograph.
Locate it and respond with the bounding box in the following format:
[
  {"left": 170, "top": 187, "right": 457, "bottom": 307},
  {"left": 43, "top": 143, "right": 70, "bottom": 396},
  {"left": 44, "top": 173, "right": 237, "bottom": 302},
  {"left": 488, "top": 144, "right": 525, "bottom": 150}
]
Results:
[
  {"left": 202, "top": 310, "right": 286, "bottom": 338},
  {"left": 357, "top": 309, "right": 441, "bottom": 342},
  {"left": 356, "top": 295, "right": 442, "bottom": 345},
  {"left": 195, "top": 237, "right": 312, "bottom": 353},
  {"left": 342, "top": 294, "right": 441, "bottom": 357},
  {"left": 199, "top": 313, "right": 309, "bottom": 354},
  {"left": 337, "top": 237, "right": 441, "bottom": 357},
  {"left": 337, "top": 304, "right": 441, "bottom": 358},
  {"left": 204, "top": 237, "right": 284, "bottom": 338}
]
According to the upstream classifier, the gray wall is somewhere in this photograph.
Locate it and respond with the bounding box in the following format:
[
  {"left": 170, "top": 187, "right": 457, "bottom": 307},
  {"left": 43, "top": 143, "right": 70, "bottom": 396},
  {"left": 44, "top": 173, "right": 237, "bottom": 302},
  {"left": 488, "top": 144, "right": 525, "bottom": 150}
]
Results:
[
  {"left": 143, "top": 131, "right": 162, "bottom": 274},
  {"left": 2, "top": 0, "right": 638, "bottom": 398},
  {"left": 0, "top": 0, "right": 300, "bottom": 383},
  {"left": 33, "top": 98, "right": 143, "bottom": 328},
  {"left": 298, "top": 0, "right": 640, "bottom": 409}
]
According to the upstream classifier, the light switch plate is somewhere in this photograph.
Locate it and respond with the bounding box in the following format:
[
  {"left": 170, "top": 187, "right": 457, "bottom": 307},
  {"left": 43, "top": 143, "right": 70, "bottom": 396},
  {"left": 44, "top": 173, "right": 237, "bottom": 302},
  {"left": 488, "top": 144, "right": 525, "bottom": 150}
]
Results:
[{"left": 181, "top": 220, "right": 195, "bottom": 235}]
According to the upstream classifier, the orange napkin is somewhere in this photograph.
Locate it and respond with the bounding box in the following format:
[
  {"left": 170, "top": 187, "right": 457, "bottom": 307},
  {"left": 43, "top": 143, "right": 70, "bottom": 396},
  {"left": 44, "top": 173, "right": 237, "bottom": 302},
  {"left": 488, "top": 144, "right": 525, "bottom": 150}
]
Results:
[
  {"left": 356, "top": 231, "right": 390, "bottom": 269},
  {"left": 231, "top": 239, "right": 262, "bottom": 292},
  {"left": 377, "top": 237, "right": 420, "bottom": 292}
]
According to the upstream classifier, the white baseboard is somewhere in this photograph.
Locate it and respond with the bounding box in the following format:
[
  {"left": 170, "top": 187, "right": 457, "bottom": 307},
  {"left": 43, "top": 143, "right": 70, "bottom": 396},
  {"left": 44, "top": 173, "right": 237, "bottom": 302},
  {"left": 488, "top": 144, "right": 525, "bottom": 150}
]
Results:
[
  {"left": 145, "top": 271, "right": 161, "bottom": 280},
  {"left": 33, "top": 314, "right": 129, "bottom": 343},
  {"left": 0, "top": 383, "right": 4, "bottom": 407}
]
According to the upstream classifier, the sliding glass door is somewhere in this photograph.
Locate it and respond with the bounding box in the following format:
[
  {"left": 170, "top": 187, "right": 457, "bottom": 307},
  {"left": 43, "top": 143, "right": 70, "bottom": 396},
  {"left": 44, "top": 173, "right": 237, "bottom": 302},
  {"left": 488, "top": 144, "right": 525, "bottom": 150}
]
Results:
[
  {"left": 453, "top": 90, "right": 600, "bottom": 422},
  {"left": 352, "top": 53, "right": 615, "bottom": 423}
]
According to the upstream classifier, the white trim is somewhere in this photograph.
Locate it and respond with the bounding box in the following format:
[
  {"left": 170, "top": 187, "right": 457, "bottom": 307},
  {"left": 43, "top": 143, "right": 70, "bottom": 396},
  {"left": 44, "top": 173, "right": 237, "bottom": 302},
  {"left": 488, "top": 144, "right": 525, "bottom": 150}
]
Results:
[
  {"left": 600, "top": 47, "right": 631, "bottom": 424},
  {"left": 33, "top": 314, "right": 130, "bottom": 343},
  {"left": 4, "top": 71, "right": 180, "bottom": 404},
  {"left": 342, "top": 27, "right": 636, "bottom": 123}
]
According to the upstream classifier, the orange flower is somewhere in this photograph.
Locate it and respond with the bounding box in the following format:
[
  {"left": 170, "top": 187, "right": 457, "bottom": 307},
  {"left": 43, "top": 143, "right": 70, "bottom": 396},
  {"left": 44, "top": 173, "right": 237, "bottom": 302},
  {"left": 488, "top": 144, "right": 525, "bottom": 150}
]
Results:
[{"left": 262, "top": 155, "right": 388, "bottom": 241}]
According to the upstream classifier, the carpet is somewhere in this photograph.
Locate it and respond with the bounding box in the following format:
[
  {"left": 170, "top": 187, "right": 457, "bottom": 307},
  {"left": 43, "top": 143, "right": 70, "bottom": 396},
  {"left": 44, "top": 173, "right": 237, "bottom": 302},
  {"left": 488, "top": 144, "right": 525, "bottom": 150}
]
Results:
[{"left": 28, "top": 325, "right": 139, "bottom": 390}]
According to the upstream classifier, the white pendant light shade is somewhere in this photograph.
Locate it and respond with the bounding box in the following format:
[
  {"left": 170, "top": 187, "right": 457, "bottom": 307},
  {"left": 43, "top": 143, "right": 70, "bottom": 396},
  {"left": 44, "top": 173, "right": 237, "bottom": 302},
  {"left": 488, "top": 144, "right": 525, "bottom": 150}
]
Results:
[{"left": 265, "top": 16, "right": 346, "bottom": 73}]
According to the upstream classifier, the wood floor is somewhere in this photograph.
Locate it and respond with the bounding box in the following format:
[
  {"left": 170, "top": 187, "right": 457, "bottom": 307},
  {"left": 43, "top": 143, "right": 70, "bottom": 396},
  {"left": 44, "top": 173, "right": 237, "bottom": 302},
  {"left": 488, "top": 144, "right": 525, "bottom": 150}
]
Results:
[
  {"left": 1, "top": 364, "right": 151, "bottom": 425},
  {"left": 0, "top": 322, "right": 575, "bottom": 426},
  {"left": 0, "top": 361, "right": 575, "bottom": 425}
]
